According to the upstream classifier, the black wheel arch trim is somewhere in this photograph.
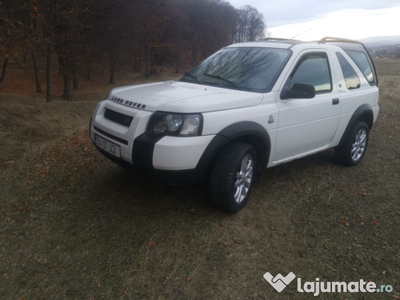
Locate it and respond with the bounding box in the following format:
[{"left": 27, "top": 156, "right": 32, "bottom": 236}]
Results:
[
  {"left": 337, "top": 104, "right": 374, "bottom": 148},
  {"left": 196, "top": 121, "right": 271, "bottom": 176}
]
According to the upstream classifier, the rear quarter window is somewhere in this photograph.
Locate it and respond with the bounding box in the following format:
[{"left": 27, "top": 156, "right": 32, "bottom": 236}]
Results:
[
  {"left": 336, "top": 52, "right": 361, "bottom": 90},
  {"left": 346, "top": 50, "right": 376, "bottom": 85}
]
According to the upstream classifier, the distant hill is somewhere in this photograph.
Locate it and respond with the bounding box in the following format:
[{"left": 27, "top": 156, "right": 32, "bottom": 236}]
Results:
[
  {"left": 359, "top": 36, "right": 400, "bottom": 58},
  {"left": 360, "top": 35, "right": 400, "bottom": 47}
]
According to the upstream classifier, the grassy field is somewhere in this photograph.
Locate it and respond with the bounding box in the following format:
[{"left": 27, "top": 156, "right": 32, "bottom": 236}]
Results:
[{"left": 0, "top": 59, "right": 399, "bottom": 299}]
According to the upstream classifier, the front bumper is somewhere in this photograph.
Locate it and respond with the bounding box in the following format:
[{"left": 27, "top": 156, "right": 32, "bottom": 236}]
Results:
[
  {"left": 90, "top": 100, "right": 215, "bottom": 183},
  {"left": 95, "top": 145, "right": 209, "bottom": 184}
]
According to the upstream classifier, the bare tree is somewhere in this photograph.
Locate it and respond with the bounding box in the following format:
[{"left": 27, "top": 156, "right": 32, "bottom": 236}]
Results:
[
  {"left": 0, "top": 0, "right": 264, "bottom": 98},
  {"left": 0, "top": 55, "right": 8, "bottom": 85},
  {"left": 235, "top": 5, "right": 265, "bottom": 42}
]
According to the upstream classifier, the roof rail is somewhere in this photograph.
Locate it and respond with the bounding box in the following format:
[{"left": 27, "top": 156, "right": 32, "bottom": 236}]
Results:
[
  {"left": 262, "top": 37, "right": 300, "bottom": 42},
  {"left": 319, "top": 36, "right": 362, "bottom": 44}
]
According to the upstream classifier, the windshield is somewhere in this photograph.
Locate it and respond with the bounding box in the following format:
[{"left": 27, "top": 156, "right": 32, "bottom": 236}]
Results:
[{"left": 180, "top": 47, "right": 291, "bottom": 93}]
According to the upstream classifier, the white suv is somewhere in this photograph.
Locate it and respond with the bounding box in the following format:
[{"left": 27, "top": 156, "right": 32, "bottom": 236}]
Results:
[{"left": 90, "top": 37, "right": 379, "bottom": 212}]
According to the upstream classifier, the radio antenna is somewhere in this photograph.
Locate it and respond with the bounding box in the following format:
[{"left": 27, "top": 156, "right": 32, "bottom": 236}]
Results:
[{"left": 291, "top": 28, "right": 312, "bottom": 40}]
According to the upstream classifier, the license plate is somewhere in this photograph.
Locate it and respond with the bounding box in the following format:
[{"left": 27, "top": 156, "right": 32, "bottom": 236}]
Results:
[{"left": 95, "top": 134, "right": 121, "bottom": 158}]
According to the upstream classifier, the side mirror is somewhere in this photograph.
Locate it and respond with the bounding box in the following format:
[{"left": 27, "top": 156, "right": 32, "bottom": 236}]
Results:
[{"left": 281, "top": 83, "right": 315, "bottom": 100}]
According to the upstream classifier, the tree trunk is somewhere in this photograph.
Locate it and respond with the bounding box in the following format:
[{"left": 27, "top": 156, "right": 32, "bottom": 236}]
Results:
[
  {"left": 32, "top": 50, "right": 42, "bottom": 93},
  {"left": 133, "top": 55, "right": 141, "bottom": 72},
  {"left": 192, "top": 45, "right": 197, "bottom": 67},
  {"left": 72, "top": 71, "right": 79, "bottom": 90},
  {"left": 23, "top": 52, "right": 28, "bottom": 66},
  {"left": 58, "top": 55, "right": 64, "bottom": 75},
  {"left": 61, "top": 56, "right": 71, "bottom": 101},
  {"left": 137, "top": 49, "right": 142, "bottom": 71},
  {"left": 71, "top": 60, "right": 79, "bottom": 90},
  {"left": 175, "top": 53, "right": 179, "bottom": 74},
  {"left": 109, "top": 65, "right": 115, "bottom": 84},
  {"left": 63, "top": 73, "right": 71, "bottom": 100},
  {"left": 144, "top": 36, "right": 150, "bottom": 78},
  {"left": 46, "top": 46, "right": 52, "bottom": 103},
  {"left": 108, "top": 50, "right": 115, "bottom": 84},
  {"left": 87, "top": 59, "right": 93, "bottom": 81},
  {"left": 0, "top": 56, "right": 9, "bottom": 85}
]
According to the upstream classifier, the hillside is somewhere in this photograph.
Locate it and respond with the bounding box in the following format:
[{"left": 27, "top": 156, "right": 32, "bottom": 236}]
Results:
[{"left": 361, "top": 35, "right": 400, "bottom": 58}]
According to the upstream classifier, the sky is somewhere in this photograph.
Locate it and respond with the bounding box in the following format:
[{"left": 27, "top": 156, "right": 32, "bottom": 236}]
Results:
[{"left": 227, "top": 0, "right": 400, "bottom": 41}]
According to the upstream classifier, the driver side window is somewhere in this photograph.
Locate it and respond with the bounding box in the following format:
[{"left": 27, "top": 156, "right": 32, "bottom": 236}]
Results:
[{"left": 290, "top": 53, "right": 332, "bottom": 94}]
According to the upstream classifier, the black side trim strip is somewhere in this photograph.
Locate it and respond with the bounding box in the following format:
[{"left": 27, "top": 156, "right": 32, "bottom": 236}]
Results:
[{"left": 93, "top": 126, "right": 128, "bottom": 145}]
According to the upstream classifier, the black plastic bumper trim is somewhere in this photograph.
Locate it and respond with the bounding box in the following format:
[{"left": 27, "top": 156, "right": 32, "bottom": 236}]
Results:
[{"left": 93, "top": 126, "right": 128, "bottom": 145}]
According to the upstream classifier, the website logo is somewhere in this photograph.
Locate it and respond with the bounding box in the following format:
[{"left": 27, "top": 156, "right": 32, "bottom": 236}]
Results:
[
  {"left": 263, "top": 272, "right": 394, "bottom": 296},
  {"left": 263, "top": 272, "right": 296, "bottom": 292}
]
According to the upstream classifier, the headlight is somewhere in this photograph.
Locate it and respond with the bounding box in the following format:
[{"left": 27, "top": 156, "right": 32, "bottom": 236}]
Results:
[{"left": 147, "top": 112, "right": 203, "bottom": 137}]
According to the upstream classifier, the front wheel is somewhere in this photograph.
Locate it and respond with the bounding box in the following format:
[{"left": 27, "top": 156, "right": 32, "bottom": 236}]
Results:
[
  {"left": 335, "top": 121, "right": 369, "bottom": 166},
  {"left": 209, "top": 142, "right": 257, "bottom": 213}
]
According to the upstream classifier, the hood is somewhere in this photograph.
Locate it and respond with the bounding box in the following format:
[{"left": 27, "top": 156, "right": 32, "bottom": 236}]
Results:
[{"left": 108, "top": 81, "right": 263, "bottom": 113}]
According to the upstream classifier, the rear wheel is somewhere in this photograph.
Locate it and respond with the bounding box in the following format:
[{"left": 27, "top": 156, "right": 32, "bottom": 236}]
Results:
[
  {"left": 335, "top": 121, "right": 369, "bottom": 166},
  {"left": 209, "top": 142, "right": 256, "bottom": 213}
]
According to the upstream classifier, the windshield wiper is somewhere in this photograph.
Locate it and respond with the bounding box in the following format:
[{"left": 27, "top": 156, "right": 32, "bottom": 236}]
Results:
[
  {"left": 184, "top": 71, "right": 201, "bottom": 83},
  {"left": 204, "top": 73, "right": 242, "bottom": 90}
]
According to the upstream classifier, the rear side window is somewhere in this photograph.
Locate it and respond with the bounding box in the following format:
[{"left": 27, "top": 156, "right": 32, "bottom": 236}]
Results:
[
  {"left": 346, "top": 50, "right": 376, "bottom": 85},
  {"left": 290, "top": 53, "right": 332, "bottom": 93},
  {"left": 336, "top": 52, "right": 360, "bottom": 90}
]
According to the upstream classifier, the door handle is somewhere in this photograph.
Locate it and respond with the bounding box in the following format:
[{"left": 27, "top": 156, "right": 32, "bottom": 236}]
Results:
[{"left": 332, "top": 98, "right": 339, "bottom": 105}]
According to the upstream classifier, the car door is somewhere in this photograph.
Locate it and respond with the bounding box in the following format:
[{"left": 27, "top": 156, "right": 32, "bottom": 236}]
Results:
[{"left": 274, "top": 50, "right": 341, "bottom": 162}]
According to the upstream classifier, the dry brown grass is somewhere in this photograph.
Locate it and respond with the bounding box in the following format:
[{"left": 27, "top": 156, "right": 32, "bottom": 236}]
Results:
[
  {"left": 0, "top": 66, "right": 181, "bottom": 168},
  {"left": 0, "top": 59, "right": 399, "bottom": 300}
]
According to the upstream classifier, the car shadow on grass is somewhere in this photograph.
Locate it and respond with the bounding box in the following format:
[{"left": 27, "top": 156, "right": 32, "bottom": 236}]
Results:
[{"left": 79, "top": 148, "right": 338, "bottom": 220}]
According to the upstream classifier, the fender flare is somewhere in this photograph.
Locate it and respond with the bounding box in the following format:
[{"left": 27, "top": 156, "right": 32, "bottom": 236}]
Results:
[
  {"left": 196, "top": 121, "right": 271, "bottom": 175},
  {"left": 337, "top": 104, "right": 374, "bottom": 147}
]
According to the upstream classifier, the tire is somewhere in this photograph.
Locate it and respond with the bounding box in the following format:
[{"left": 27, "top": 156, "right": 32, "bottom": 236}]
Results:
[
  {"left": 335, "top": 121, "right": 369, "bottom": 166},
  {"left": 209, "top": 142, "right": 257, "bottom": 213}
]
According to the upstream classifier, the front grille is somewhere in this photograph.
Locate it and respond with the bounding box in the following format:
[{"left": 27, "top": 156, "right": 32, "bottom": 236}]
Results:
[{"left": 104, "top": 108, "right": 133, "bottom": 127}]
